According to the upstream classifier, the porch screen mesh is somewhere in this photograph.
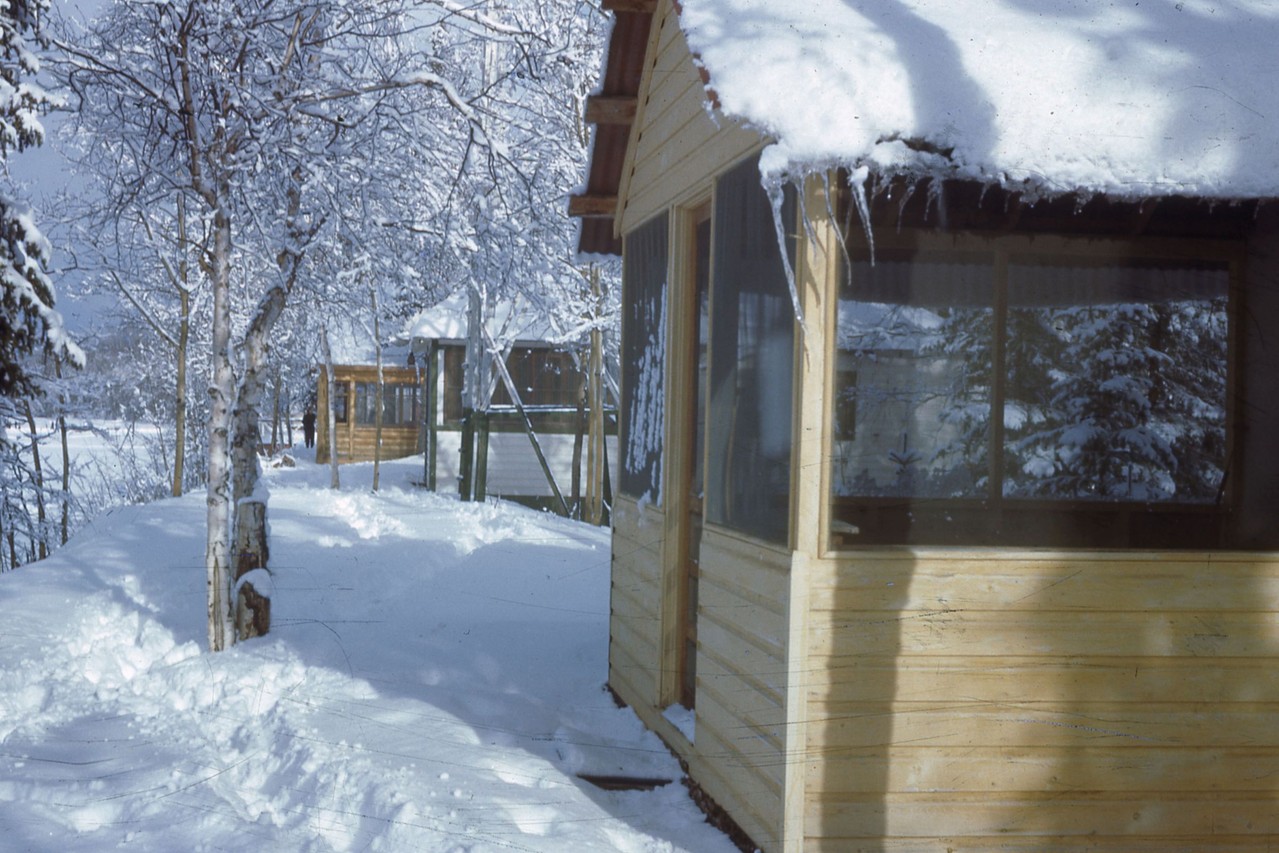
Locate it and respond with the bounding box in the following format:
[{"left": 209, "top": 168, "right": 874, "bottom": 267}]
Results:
[
  {"left": 619, "top": 212, "right": 669, "bottom": 503},
  {"left": 705, "top": 156, "right": 796, "bottom": 545}
]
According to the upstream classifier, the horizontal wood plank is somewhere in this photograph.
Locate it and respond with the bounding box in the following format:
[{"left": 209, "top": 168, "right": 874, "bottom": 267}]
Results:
[
  {"left": 813, "top": 655, "right": 1279, "bottom": 705},
  {"left": 610, "top": 573, "right": 660, "bottom": 625},
  {"left": 607, "top": 641, "right": 657, "bottom": 712},
  {"left": 568, "top": 194, "right": 618, "bottom": 217},
  {"left": 811, "top": 609, "right": 1279, "bottom": 659},
  {"left": 585, "top": 94, "right": 637, "bottom": 125},
  {"left": 688, "top": 708, "right": 785, "bottom": 806},
  {"left": 601, "top": 0, "right": 656, "bottom": 11},
  {"left": 808, "top": 745, "right": 1279, "bottom": 795},
  {"left": 809, "top": 555, "right": 1279, "bottom": 613},
  {"left": 806, "top": 835, "right": 1279, "bottom": 853},
  {"left": 697, "top": 649, "right": 786, "bottom": 726},
  {"left": 809, "top": 791, "right": 1279, "bottom": 839},
  {"left": 698, "top": 607, "right": 786, "bottom": 690},
  {"left": 610, "top": 606, "right": 659, "bottom": 666},
  {"left": 808, "top": 703, "right": 1279, "bottom": 749}
]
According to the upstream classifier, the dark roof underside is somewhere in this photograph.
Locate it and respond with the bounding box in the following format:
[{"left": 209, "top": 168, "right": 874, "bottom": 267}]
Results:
[{"left": 572, "top": 4, "right": 655, "bottom": 256}]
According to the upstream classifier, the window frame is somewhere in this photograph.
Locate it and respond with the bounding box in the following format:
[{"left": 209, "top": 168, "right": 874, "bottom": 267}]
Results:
[
  {"left": 827, "top": 228, "right": 1244, "bottom": 551},
  {"left": 352, "top": 380, "right": 420, "bottom": 427}
]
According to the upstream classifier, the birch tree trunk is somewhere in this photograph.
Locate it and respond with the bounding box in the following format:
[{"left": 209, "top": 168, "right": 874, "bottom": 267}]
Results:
[
  {"left": 174, "top": 286, "right": 190, "bottom": 496},
  {"left": 270, "top": 370, "right": 281, "bottom": 454},
  {"left": 173, "top": 194, "right": 191, "bottom": 497},
  {"left": 205, "top": 203, "right": 235, "bottom": 653}
]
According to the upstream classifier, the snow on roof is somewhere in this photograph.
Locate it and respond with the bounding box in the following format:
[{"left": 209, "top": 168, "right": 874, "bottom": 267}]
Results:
[
  {"left": 328, "top": 332, "right": 413, "bottom": 367},
  {"left": 679, "top": 0, "right": 1279, "bottom": 199},
  {"left": 399, "top": 289, "right": 555, "bottom": 345}
]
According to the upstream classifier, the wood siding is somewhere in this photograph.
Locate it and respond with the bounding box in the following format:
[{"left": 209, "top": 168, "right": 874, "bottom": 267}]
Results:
[
  {"left": 609, "top": 503, "right": 794, "bottom": 851},
  {"left": 317, "top": 364, "right": 617, "bottom": 496},
  {"left": 691, "top": 528, "right": 792, "bottom": 850},
  {"left": 802, "top": 549, "right": 1279, "bottom": 851},
  {"left": 616, "top": 0, "right": 760, "bottom": 236},
  {"left": 610, "top": 497, "right": 666, "bottom": 708}
]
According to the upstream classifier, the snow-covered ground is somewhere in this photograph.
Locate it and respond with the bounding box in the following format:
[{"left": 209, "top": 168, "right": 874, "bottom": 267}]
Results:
[{"left": 0, "top": 453, "right": 737, "bottom": 852}]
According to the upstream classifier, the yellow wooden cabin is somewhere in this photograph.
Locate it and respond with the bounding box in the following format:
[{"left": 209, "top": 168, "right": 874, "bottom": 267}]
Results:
[
  {"left": 572, "top": 1, "right": 1279, "bottom": 850},
  {"left": 316, "top": 364, "right": 425, "bottom": 464}
]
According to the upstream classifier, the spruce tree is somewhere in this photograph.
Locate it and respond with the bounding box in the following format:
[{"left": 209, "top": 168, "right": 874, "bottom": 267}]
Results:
[{"left": 0, "top": 0, "right": 79, "bottom": 398}]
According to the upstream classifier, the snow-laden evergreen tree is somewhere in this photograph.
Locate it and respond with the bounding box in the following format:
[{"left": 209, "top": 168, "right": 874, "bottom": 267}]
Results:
[
  {"left": 913, "top": 279, "right": 1227, "bottom": 503},
  {"left": 0, "top": 0, "right": 83, "bottom": 572},
  {"left": 0, "top": 0, "right": 80, "bottom": 398},
  {"left": 1004, "top": 297, "right": 1227, "bottom": 502}
]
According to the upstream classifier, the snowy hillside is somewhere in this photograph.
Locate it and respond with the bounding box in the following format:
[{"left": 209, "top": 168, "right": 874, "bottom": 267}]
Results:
[{"left": 0, "top": 456, "right": 737, "bottom": 852}]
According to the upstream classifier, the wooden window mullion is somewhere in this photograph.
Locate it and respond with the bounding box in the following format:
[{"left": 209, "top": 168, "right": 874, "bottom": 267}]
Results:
[{"left": 989, "top": 249, "right": 1009, "bottom": 506}]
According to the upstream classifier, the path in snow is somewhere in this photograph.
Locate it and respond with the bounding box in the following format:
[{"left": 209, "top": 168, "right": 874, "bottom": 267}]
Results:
[{"left": 0, "top": 454, "right": 738, "bottom": 853}]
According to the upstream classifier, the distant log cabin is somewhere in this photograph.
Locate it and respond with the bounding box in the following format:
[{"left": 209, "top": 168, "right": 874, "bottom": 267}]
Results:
[{"left": 316, "top": 364, "right": 424, "bottom": 465}]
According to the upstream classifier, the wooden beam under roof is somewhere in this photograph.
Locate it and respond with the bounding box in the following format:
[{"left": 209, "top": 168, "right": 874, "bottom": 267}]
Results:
[
  {"left": 585, "top": 95, "right": 638, "bottom": 126},
  {"left": 601, "top": 0, "right": 657, "bottom": 12},
  {"left": 568, "top": 194, "right": 619, "bottom": 218}
]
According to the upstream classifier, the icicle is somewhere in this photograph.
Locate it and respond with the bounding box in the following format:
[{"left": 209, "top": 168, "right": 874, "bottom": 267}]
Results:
[
  {"left": 895, "top": 179, "right": 917, "bottom": 234},
  {"left": 846, "top": 165, "right": 875, "bottom": 266},
  {"left": 796, "top": 172, "right": 821, "bottom": 256},
  {"left": 764, "top": 173, "right": 810, "bottom": 341},
  {"left": 826, "top": 173, "right": 856, "bottom": 294},
  {"left": 926, "top": 178, "right": 948, "bottom": 230}
]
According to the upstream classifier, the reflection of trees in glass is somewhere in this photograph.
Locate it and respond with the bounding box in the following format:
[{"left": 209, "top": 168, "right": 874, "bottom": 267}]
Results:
[
  {"left": 1003, "top": 298, "right": 1227, "bottom": 502},
  {"left": 832, "top": 252, "right": 1229, "bottom": 506},
  {"left": 833, "top": 303, "right": 992, "bottom": 498},
  {"left": 924, "top": 306, "right": 993, "bottom": 496}
]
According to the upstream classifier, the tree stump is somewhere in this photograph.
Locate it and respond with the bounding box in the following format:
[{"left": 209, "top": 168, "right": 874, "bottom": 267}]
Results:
[{"left": 234, "top": 500, "right": 271, "bottom": 640}]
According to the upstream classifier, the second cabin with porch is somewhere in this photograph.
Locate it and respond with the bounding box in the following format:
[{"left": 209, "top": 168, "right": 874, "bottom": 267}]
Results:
[
  {"left": 316, "top": 362, "right": 425, "bottom": 465},
  {"left": 574, "top": 1, "right": 1279, "bottom": 851},
  {"left": 318, "top": 292, "right": 617, "bottom": 512}
]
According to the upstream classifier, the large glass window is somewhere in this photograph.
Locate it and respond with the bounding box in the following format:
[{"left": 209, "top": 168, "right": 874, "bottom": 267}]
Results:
[
  {"left": 333, "top": 381, "right": 349, "bottom": 424},
  {"left": 619, "top": 212, "right": 669, "bottom": 503},
  {"left": 832, "top": 250, "right": 994, "bottom": 500},
  {"left": 705, "top": 157, "right": 796, "bottom": 545},
  {"left": 831, "top": 239, "right": 1234, "bottom": 549},
  {"left": 1001, "top": 257, "right": 1227, "bottom": 504},
  {"left": 354, "top": 381, "right": 420, "bottom": 427}
]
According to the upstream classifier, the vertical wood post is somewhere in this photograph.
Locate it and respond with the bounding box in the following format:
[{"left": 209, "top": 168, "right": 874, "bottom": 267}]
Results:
[
  {"left": 571, "top": 371, "right": 587, "bottom": 517},
  {"left": 372, "top": 290, "right": 384, "bottom": 493},
  {"left": 459, "top": 408, "right": 474, "bottom": 501},
  {"left": 587, "top": 264, "right": 606, "bottom": 524},
  {"left": 474, "top": 410, "right": 490, "bottom": 502},
  {"left": 426, "top": 342, "right": 439, "bottom": 491}
]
